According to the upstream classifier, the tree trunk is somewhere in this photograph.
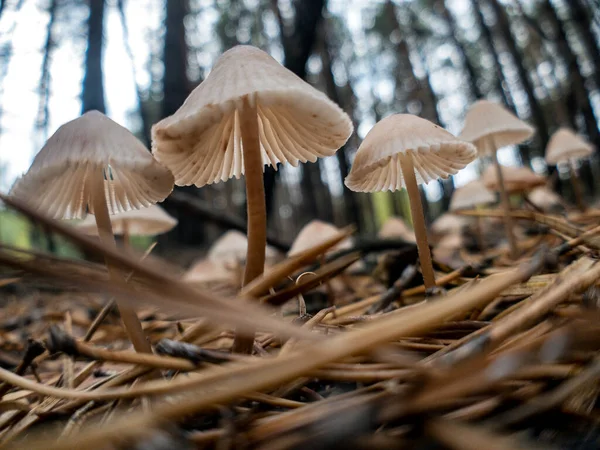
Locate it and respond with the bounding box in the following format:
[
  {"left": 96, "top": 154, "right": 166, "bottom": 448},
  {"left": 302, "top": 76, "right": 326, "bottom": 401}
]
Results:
[
  {"left": 440, "top": 0, "right": 483, "bottom": 100},
  {"left": 470, "top": 0, "right": 513, "bottom": 108},
  {"left": 319, "top": 23, "right": 361, "bottom": 228},
  {"left": 270, "top": 0, "right": 329, "bottom": 221},
  {"left": 81, "top": 0, "right": 106, "bottom": 114},
  {"left": 35, "top": 0, "right": 57, "bottom": 140},
  {"left": 569, "top": 0, "right": 600, "bottom": 90},
  {"left": 542, "top": 0, "right": 599, "bottom": 148},
  {"left": 488, "top": 0, "right": 550, "bottom": 160}
]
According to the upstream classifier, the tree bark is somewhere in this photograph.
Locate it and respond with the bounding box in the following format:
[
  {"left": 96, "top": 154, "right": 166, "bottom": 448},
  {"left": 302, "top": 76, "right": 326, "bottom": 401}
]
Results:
[
  {"left": 488, "top": 0, "right": 550, "bottom": 159},
  {"left": 81, "top": 0, "right": 106, "bottom": 114},
  {"left": 569, "top": 0, "right": 600, "bottom": 90},
  {"left": 35, "top": 0, "right": 57, "bottom": 139},
  {"left": 270, "top": 0, "right": 329, "bottom": 221}
]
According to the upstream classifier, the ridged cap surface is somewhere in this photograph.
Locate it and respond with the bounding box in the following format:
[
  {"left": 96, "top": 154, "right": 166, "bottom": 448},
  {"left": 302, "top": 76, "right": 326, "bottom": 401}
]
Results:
[
  {"left": 152, "top": 45, "right": 353, "bottom": 187},
  {"left": 10, "top": 111, "right": 174, "bottom": 219},
  {"left": 345, "top": 114, "right": 477, "bottom": 192}
]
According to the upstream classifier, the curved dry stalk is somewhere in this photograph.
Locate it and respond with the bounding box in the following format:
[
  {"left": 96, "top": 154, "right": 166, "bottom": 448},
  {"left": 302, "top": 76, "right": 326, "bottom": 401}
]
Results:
[
  {"left": 399, "top": 153, "right": 436, "bottom": 288},
  {"left": 426, "top": 418, "right": 529, "bottom": 450}
]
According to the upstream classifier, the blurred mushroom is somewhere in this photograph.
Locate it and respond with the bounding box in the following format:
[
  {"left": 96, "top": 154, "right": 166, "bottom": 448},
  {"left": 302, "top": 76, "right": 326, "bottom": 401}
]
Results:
[
  {"left": 528, "top": 187, "right": 565, "bottom": 214},
  {"left": 288, "top": 220, "right": 353, "bottom": 256},
  {"left": 431, "top": 213, "right": 469, "bottom": 238},
  {"left": 208, "top": 230, "right": 280, "bottom": 269},
  {"left": 152, "top": 45, "right": 353, "bottom": 290},
  {"left": 460, "top": 100, "right": 535, "bottom": 259},
  {"left": 10, "top": 110, "right": 174, "bottom": 353},
  {"left": 345, "top": 114, "right": 476, "bottom": 289},
  {"left": 449, "top": 180, "right": 496, "bottom": 250},
  {"left": 378, "top": 217, "right": 416, "bottom": 242},
  {"left": 545, "top": 128, "right": 594, "bottom": 212},
  {"left": 75, "top": 204, "right": 177, "bottom": 247},
  {"left": 482, "top": 164, "right": 546, "bottom": 196}
]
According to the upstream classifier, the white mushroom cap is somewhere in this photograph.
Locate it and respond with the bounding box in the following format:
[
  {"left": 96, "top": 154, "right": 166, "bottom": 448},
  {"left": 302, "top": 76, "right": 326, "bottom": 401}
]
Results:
[
  {"left": 459, "top": 100, "right": 535, "bottom": 153},
  {"left": 482, "top": 164, "right": 546, "bottom": 194},
  {"left": 545, "top": 128, "right": 594, "bottom": 165},
  {"left": 74, "top": 204, "right": 177, "bottom": 236},
  {"left": 208, "top": 230, "right": 280, "bottom": 267},
  {"left": 152, "top": 45, "right": 353, "bottom": 187},
  {"left": 431, "top": 213, "right": 469, "bottom": 236},
  {"left": 288, "top": 220, "right": 353, "bottom": 256},
  {"left": 344, "top": 115, "right": 477, "bottom": 192},
  {"left": 528, "top": 187, "right": 564, "bottom": 211},
  {"left": 378, "top": 217, "right": 416, "bottom": 242},
  {"left": 450, "top": 180, "right": 496, "bottom": 211},
  {"left": 10, "top": 111, "right": 174, "bottom": 219}
]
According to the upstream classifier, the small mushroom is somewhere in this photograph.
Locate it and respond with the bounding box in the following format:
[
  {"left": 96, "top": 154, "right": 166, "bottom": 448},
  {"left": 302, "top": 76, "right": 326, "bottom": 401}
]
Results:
[
  {"left": 345, "top": 114, "right": 477, "bottom": 289},
  {"left": 208, "top": 230, "right": 280, "bottom": 270},
  {"left": 288, "top": 220, "right": 353, "bottom": 256},
  {"left": 378, "top": 217, "right": 416, "bottom": 242},
  {"left": 482, "top": 164, "right": 546, "bottom": 196},
  {"left": 10, "top": 111, "right": 174, "bottom": 353},
  {"left": 449, "top": 180, "right": 496, "bottom": 251},
  {"left": 152, "top": 45, "right": 353, "bottom": 289},
  {"left": 528, "top": 187, "right": 565, "bottom": 214},
  {"left": 75, "top": 204, "right": 177, "bottom": 247},
  {"left": 460, "top": 100, "right": 535, "bottom": 259},
  {"left": 545, "top": 128, "right": 595, "bottom": 212}
]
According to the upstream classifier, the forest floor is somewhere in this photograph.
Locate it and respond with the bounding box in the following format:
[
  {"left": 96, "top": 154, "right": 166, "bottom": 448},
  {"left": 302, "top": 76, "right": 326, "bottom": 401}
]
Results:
[{"left": 1, "top": 198, "right": 600, "bottom": 449}]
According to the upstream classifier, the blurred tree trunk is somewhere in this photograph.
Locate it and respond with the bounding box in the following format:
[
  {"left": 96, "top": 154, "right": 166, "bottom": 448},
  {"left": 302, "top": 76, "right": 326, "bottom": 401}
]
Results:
[
  {"left": 470, "top": 0, "right": 512, "bottom": 108},
  {"left": 488, "top": 0, "right": 549, "bottom": 163},
  {"left": 319, "top": 24, "right": 361, "bottom": 228},
  {"left": 160, "top": 0, "right": 206, "bottom": 246},
  {"left": 81, "top": 0, "right": 106, "bottom": 113},
  {"left": 35, "top": 0, "right": 57, "bottom": 140},
  {"left": 270, "top": 0, "right": 331, "bottom": 223},
  {"left": 542, "top": 1, "right": 599, "bottom": 148},
  {"left": 440, "top": 0, "right": 482, "bottom": 100},
  {"left": 569, "top": 0, "right": 600, "bottom": 90}
]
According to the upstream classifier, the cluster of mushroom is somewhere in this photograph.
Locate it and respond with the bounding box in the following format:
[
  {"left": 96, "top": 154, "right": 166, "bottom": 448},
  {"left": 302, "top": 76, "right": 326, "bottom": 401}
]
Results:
[{"left": 11, "top": 44, "right": 594, "bottom": 355}]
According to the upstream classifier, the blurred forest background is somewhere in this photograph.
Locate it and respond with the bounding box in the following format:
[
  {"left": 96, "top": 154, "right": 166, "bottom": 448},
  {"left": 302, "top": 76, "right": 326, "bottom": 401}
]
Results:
[{"left": 0, "top": 0, "right": 599, "bottom": 259}]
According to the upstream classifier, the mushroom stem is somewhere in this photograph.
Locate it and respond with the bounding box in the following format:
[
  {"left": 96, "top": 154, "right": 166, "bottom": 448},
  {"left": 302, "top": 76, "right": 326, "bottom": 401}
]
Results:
[
  {"left": 399, "top": 153, "right": 436, "bottom": 289},
  {"left": 568, "top": 160, "right": 586, "bottom": 212},
  {"left": 91, "top": 170, "right": 151, "bottom": 354},
  {"left": 474, "top": 216, "right": 486, "bottom": 252},
  {"left": 233, "top": 94, "right": 266, "bottom": 354},
  {"left": 489, "top": 143, "right": 518, "bottom": 259},
  {"left": 123, "top": 219, "right": 131, "bottom": 251}
]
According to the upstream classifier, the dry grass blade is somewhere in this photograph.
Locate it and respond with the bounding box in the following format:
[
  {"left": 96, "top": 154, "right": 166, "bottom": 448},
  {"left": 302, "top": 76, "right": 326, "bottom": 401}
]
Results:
[
  {"left": 242, "top": 226, "right": 355, "bottom": 297},
  {"left": 0, "top": 193, "right": 316, "bottom": 342},
  {"left": 12, "top": 254, "right": 542, "bottom": 450}
]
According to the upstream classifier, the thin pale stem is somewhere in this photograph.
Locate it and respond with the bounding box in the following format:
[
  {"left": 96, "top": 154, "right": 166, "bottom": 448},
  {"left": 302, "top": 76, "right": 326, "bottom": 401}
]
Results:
[
  {"left": 91, "top": 170, "right": 151, "bottom": 354},
  {"left": 233, "top": 94, "right": 266, "bottom": 354},
  {"left": 489, "top": 146, "right": 518, "bottom": 259},
  {"left": 123, "top": 219, "right": 131, "bottom": 250},
  {"left": 569, "top": 160, "right": 586, "bottom": 212},
  {"left": 474, "top": 216, "right": 486, "bottom": 252},
  {"left": 399, "top": 154, "right": 436, "bottom": 289}
]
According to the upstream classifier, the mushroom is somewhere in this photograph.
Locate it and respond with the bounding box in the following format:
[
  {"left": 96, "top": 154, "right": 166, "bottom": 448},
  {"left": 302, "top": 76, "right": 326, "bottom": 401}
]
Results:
[
  {"left": 208, "top": 230, "right": 280, "bottom": 270},
  {"left": 288, "top": 220, "right": 353, "bottom": 256},
  {"left": 431, "top": 213, "right": 470, "bottom": 238},
  {"left": 378, "top": 217, "right": 416, "bottom": 242},
  {"left": 75, "top": 204, "right": 177, "bottom": 248},
  {"left": 460, "top": 100, "right": 535, "bottom": 259},
  {"left": 482, "top": 164, "right": 546, "bottom": 197},
  {"left": 345, "top": 114, "right": 477, "bottom": 289},
  {"left": 152, "top": 45, "right": 353, "bottom": 290},
  {"left": 449, "top": 180, "right": 496, "bottom": 250},
  {"left": 10, "top": 110, "right": 174, "bottom": 353},
  {"left": 545, "top": 128, "right": 594, "bottom": 212},
  {"left": 528, "top": 187, "right": 565, "bottom": 214}
]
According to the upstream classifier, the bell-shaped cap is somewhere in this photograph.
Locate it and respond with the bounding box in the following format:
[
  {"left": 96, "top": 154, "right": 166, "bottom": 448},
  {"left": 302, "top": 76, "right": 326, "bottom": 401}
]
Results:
[
  {"left": 152, "top": 45, "right": 353, "bottom": 187},
  {"left": 482, "top": 164, "right": 545, "bottom": 194},
  {"left": 288, "top": 220, "right": 353, "bottom": 256},
  {"left": 459, "top": 100, "right": 535, "bottom": 153},
  {"left": 74, "top": 204, "right": 177, "bottom": 236},
  {"left": 10, "top": 111, "right": 174, "bottom": 219},
  {"left": 378, "top": 217, "right": 415, "bottom": 242},
  {"left": 545, "top": 128, "right": 594, "bottom": 165},
  {"left": 450, "top": 180, "right": 496, "bottom": 211},
  {"left": 208, "top": 230, "right": 280, "bottom": 267},
  {"left": 345, "top": 114, "right": 477, "bottom": 192}
]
